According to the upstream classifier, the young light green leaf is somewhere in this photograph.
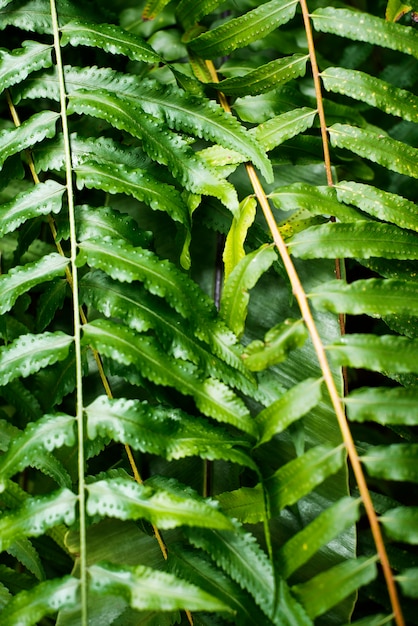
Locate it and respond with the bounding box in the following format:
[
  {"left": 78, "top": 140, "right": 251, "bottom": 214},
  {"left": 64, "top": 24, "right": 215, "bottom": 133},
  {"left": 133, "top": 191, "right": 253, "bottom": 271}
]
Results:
[
  {"left": 321, "top": 67, "right": 418, "bottom": 123},
  {"left": 0, "top": 331, "right": 73, "bottom": 387},
  {"left": 85, "top": 395, "right": 255, "bottom": 469},
  {"left": 0, "top": 180, "right": 65, "bottom": 237},
  {"left": 87, "top": 476, "right": 235, "bottom": 530},
  {"left": 0, "top": 413, "right": 75, "bottom": 480},
  {"left": 288, "top": 222, "right": 418, "bottom": 260},
  {"left": 309, "top": 278, "right": 418, "bottom": 317},
  {"left": 223, "top": 196, "right": 257, "bottom": 281},
  {"left": 89, "top": 561, "right": 230, "bottom": 613},
  {"left": 255, "top": 378, "right": 323, "bottom": 446},
  {"left": 75, "top": 160, "right": 190, "bottom": 230},
  {"left": 213, "top": 54, "right": 309, "bottom": 96},
  {"left": 0, "top": 489, "right": 77, "bottom": 552},
  {"left": 0, "top": 253, "right": 69, "bottom": 315},
  {"left": 386, "top": 0, "right": 413, "bottom": 22},
  {"left": 187, "top": 0, "right": 299, "bottom": 58},
  {"left": 327, "top": 334, "right": 418, "bottom": 373},
  {"left": 220, "top": 245, "right": 277, "bottom": 337},
  {"left": 346, "top": 386, "right": 418, "bottom": 425},
  {"left": 67, "top": 90, "right": 238, "bottom": 210},
  {"left": 381, "top": 507, "right": 418, "bottom": 543},
  {"left": 329, "top": 123, "right": 418, "bottom": 179},
  {"left": 292, "top": 557, "right": 377, "bottom": 619},
  {"left": 60, "top": 20, "right": 162, "bottom": 63},
  {"left": 311, "top": 7, "right": 418, "bottom": 59},
  {"left": 277, "top": 497, "right": 361, "bottom": 579},
  {"left": 0, "top": 111, "right": 59, "bottom": 170},
  {"left": 335, "top": 180, "right": 418, "bottom": 232},
  {"left": 0, "top": 576, "right": 79, "bottom": 626},
  {"left": 0, "top": 40, "right": 52, "bottom": 92},
  {"left": 82, "top": 319, "right": 256, "bottom": 435},
  {"left": 362, "top": 444, "right": 418, "bottom": 481},
  {"left": 242, "top": 318, "right": 307, "bottom": 372}
]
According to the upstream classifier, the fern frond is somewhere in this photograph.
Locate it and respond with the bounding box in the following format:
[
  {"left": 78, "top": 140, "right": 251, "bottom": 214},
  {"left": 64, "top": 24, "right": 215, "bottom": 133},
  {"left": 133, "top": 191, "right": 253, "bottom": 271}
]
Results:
[
  {"left": 0, "top": 40, "right": 52, "bottom": 92},
  {"left": 346, "top": 386, "right": 418, "bottom": 425},
  {"left": 328, "top": 334, "right": 418, "bottom": 373},
  {"left": 0, "top": 110, "right": 59, "bottom": 170}
]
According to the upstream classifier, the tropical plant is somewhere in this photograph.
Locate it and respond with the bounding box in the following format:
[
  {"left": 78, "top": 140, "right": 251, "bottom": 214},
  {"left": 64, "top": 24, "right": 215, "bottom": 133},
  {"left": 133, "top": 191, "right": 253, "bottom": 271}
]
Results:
[{"left": 0, "top": 0, "right": 417, "bottom": 624}]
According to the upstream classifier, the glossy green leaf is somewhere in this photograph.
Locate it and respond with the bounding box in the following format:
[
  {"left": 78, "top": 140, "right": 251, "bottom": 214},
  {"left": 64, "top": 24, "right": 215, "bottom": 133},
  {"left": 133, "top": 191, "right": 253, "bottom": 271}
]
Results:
[
  {"left": 89, "top": 561, "right": 230, "bottom": 613},
  {"left": 255, "top": 377, "right": 323, "bottom": 446},
  {"left": 0, "top": 40, "right": 52, "bottom": 92},
  {"left": 0, "top": 413, "right": 75, "bottom": 480},
  {"left": 176, "top": 0, "right": 225, "bottom": 30},
  {"left": 397, "top": 568, "right": 418, "bottom": 598},
  {"left": 60, "top": 21, "right": 161, "bottom": 63},
  {"left": 386, "top": 0, "right": 413, "bottom": 22},
  {"left": 0, "top": 110, "right": 59, "bottom": 169},
  {"left": 254, "top": 107, "right": 317, "bottom": 152},
  {"left": 76, "top": 205, "right": 151, "bottom": 248},
  {"left": 277, "top": 497, "right": 361, "bottom": 579},
  {"left": 7, "top": 537, "right": 44, "bottom": 581},
  {"left": 67, "top": 90, "right": 238, "bottom": 210},
  {"left": 335, "top": 180, "right": 418, "bottom": 232},
  {"left": 311, "top": 7, "right": 418, "bottom": 58},
  {"left": 288, "top": 222, "right": 418, "bottom": 260},
  {"left": 0, "top": 253, "right": 69, "bottom": 315},
  {"left": 87, "top": 476, "right": 235, "bottom": 530},
  {"left": 321, "top": 67, "right": 418, "bottom": 123},
  {"left": 242, "top": 318, "right": 308, "bottom": 372},
  {"left": 223, "top": 196, "right": 257, "bottom": 280},
  {"left": 292, "top": 557, "right": 377, "bottom": 619},
  {"left": 213, "top": 54, "right": 309, "bottom": 97},
  {"left": 0, "top": 180, "right": 65, "bottom": 237},
  {"left": 346, "top": 386, "right": 418, "bottom": 425},
  {"left": 381, "top": 507, "right": 418, "bottom": 543},
  {"left": 0, "top": 0, "right": 104, "bottom": 34},
  {"left": 329, "top": 123, "right": 418, "bottom": 179},
  {"left": 0, "top": 489, "right": 77, "bottom": 552},
  {"left": 309, "top": 278, "right": 418, "bottom": 316},
  {"left": 85, "top": 395, "right": 255, "bottom": 469},
  {"left": 220, "top": 245, "right": 277, "bottom": 337},
  {"left": 0, "top": 576, "right": 79, "bottom": 626},
  {"left": 362, "top": 444, "right": 418, "bottom": 481},
  {"left": 82, "top": 319, "right": 256, "bottom": 436},
  {"left": 187, "top": 0, "right": 299, "bottom": 58},
  {"left": 269, "top": 182, "right": 359, "bottom": 222},
  {"left": 0, "top": 331, "right": 73, "bottom": 387},
  {"left": 327, "top": 334, "right": 418, "bottom": 373}
]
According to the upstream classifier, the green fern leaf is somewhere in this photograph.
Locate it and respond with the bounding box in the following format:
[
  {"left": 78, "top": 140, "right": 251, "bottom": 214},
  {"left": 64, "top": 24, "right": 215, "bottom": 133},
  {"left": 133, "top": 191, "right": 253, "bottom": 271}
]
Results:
[
  {"left": 187, "top": 0, "right": 299, "bottom": 58},
  {"left": 321, "top": 67, "right": 418, "bottom": 123},
  {"left": 362, "top": 444, "right": 418, "bottom": 481},
  {"left": 0, "top": 40, "right": 52, "bottom": 92},
  {"left": 89, "top": 561, "right": 231, "bottom": 613},
  {"left": 36, "top": 279, "right": 67, "bottom": 331},
  {"left": 311, "top": 7, "right": 418, "bottom": 58},
  {"left": 328, "top": 334, "right": 418, "bottom": 373},
  {"left": 0, "top": 180, "right": 65, "bottom": 238},
  {"left": 386, "top": 0, "right": 414, "bottom": 22},
  {"left": 214, "top": 54, "right": 309, "bottom": 96},
  {"left": 76, "top": 205, "right": 151, "bottom": 248},
  {"left": 75, "top": 161, "right": 190, "bottom": 230},
  {"left": 67, "top": 90, "right": 238, "bottom": 210},
  {"left": 380, "top": 507, "right": 418, "bottom": 543},
  {"left": 269, "top": 182, "right": 359, "bottom": 222},
  {"left": 329, "top": 123, "right": 418, "bottom": 179},
  {"left": 7, "top": 537, "right": 45, "bottom": 581},
  {"left": 80, "top": 271, "right": 256, "bottom": 395},
  {"left": 0, "top": 576, "right": 79, "bottom": 626},
  {"left": 0, "top": 253, "right": 69, "bottom": 315},
  {"left": 220, "top": 245, "right": 278, "bottom": 337},
  {"left": 397, "top": 568, "right": 418, "bottom": 599},
  {"left": 242, "top": 319, "right": 308, "bottom": 372},
  {"left": 176, "top": 0, "right": 224, "bottom": 30},
  {"left": 82, "top": 319, "right": 256, "bottom": 435},
  {"left": 0, "top": 488, "right": 77, "bottom": 553},
  {"left": 0, "top": 413, "right": 75, "bottom": 480},
  {"left": 346, "top": 386, "right": 418, "bottom": 425},
  {"left": 85, "top": 395, "right": 255, "bottom": 468},
  {"left": 309, "top": 278, "right": 418, "bottom": 316},
  {"left": 60, "top": 20, "right": 161, "bottom": 63},
  {"left": 288, "top": 222, "right": 418, "bottom": 260},
  {"left": 255, "top": 377, "right": 323, "bottom": 446},
  {"left": 277, "top": 497, "right": 361, "bottom": 579},
  {"left": 0, "top": 331, "right": 72, "bottom": 386},
  {"left": 292, "top": 557, "right": 377, "bottom": 620},
  {"left": 223, "top": 196, "right": 257, "bottom": 280},
  {"left": 254, "top": 107, "right": 317, "bottom": 152},
  {"left": 0, "top": 110, "right": 59, "bottom": 170},
  {"left": 335, "top": 181, "right": 418, "bottom": 232},
  {"left": 86, "top": 476, "right": 235, "bottom": 530}
]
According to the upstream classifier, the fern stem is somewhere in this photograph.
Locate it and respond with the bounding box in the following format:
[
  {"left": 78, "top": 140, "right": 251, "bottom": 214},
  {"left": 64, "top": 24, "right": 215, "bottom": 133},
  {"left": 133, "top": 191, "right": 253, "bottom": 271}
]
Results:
[
  {"left": 245, "top": 162, "right": 405, "bottom": 626},
  {"left": 50, "top": 2, "right": 87, "bottom": 624}
]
